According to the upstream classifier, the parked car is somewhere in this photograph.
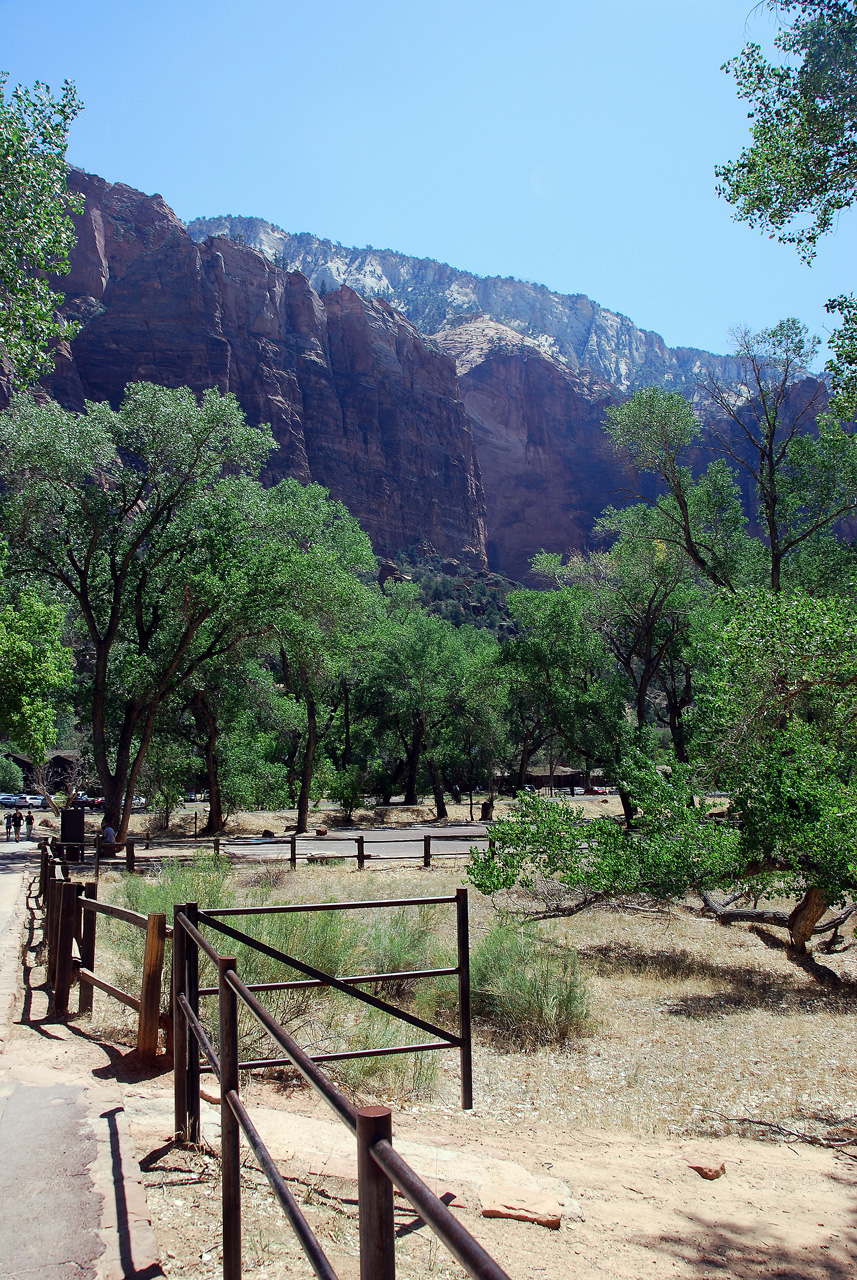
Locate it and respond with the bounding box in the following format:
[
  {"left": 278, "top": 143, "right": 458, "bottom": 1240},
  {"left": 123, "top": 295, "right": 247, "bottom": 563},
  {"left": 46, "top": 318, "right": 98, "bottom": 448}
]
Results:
[
  {"left": 0, "top": 794, "right": 18, "bottom": 808},
  {"left": 131, "top": 796, "right": 147, "bottom": 810},
  {"left": 16, "top": 793, "right": 44, "bottom": 808}
]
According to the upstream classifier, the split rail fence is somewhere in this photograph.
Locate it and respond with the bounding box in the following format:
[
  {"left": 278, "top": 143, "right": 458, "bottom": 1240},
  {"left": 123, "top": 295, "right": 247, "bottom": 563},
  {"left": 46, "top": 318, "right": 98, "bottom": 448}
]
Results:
[
  {"left": 173, "top": 889, "right": 509, "bottom": 1280},
  {"left": 221, "top": 831, "right": 493, "bottom": 870},
  {"left": 38, "top": 847, "right": 170, "bottom": 1062}
]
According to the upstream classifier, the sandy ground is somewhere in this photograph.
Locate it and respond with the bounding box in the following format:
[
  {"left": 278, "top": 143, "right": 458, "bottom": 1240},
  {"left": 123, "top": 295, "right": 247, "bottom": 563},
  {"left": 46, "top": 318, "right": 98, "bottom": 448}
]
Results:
[{"left": 13, "top": 843, "right": 857, "bottom": 1279}]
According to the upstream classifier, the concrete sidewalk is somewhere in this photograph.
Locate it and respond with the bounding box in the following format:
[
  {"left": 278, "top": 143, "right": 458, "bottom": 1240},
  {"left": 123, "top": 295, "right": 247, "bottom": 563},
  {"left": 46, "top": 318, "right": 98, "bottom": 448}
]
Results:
[{"left": 0, "top": 846, "right": 165, "bottom": 1280}]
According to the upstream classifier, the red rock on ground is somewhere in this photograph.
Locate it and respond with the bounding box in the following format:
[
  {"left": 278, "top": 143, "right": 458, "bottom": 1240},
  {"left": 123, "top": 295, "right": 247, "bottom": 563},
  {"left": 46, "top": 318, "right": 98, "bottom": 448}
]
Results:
[
  {"left": 686, "top": 1157, "right": 726, "bottom": 1180},
  {"left": 479, "top": 1182, "right": 563, "bottom": 1229}
]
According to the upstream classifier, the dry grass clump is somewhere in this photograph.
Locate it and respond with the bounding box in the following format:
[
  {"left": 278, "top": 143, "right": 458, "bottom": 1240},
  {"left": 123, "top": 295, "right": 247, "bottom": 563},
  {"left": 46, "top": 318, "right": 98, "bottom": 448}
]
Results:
[{"left": 471, "top": 920, "right": 590, "bottom": 1046}]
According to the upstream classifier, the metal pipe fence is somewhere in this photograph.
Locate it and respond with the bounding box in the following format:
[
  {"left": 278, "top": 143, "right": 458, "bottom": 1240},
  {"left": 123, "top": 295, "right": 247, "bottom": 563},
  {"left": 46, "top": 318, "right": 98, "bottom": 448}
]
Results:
[{"left": 172, "top": 890, "right": 508, "bottom": 1280}]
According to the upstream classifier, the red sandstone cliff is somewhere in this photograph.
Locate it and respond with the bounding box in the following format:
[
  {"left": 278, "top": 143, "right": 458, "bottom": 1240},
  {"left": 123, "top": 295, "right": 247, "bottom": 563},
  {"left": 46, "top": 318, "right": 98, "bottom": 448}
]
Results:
[
  {"left": 434, "top": 317, "right": 625, "bottom": 578},
  {"left": 25, "top": 171, "right": 488, "bottom": 566}
]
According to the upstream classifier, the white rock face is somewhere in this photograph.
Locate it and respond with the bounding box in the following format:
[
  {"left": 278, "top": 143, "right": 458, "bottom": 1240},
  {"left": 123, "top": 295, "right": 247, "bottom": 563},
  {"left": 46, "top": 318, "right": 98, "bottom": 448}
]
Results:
[{"left": 186, "top": 214, "right": 744, "bottom": 396}]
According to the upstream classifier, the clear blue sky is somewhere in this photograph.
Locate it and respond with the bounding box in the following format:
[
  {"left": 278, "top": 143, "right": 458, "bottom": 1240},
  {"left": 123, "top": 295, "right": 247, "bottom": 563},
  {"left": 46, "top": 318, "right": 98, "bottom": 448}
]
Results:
[{"left": 3, "top": 0, "right": 853, "bottom": 363}]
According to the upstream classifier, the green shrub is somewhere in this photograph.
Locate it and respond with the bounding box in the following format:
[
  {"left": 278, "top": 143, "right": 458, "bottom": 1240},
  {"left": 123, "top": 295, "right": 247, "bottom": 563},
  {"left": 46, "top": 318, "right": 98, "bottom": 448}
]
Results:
[
  {"left": 234, "top": 907, "right": 362, "bottom": 1059},
  {"left": 333, "top": 1008, "right": 440, "bottom": 1100},
  {"left": 102, "top": 859, "right": 458, "bottom": 1098},
  {"left": 121, "top": 848, "right": 234, "bottom": 919},
  {"left": 362, "top": 906, "right": 444, "bottom": 988},
  {"left": 471, "top": 921, "right": 589, "bottom": 1046}
]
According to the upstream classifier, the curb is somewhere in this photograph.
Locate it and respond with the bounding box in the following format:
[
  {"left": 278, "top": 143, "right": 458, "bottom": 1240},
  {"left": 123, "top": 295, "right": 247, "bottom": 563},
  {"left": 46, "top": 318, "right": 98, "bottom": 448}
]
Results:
[
  {"left": 0, "top": 861, "right": 35, "bottom": 1053},
  {"left": 88, "top": 1089, "right": 167, "bottom": 1280}
]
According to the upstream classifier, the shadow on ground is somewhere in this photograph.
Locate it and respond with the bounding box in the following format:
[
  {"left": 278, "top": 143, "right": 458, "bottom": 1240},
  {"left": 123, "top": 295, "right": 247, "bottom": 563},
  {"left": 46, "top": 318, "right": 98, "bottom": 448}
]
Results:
[
  {"left": 577, "top": 941, "right": 857, "bottom": 1020},
  {"left": 644, "top": 1208, "right": 857, "bottom": 1279}
]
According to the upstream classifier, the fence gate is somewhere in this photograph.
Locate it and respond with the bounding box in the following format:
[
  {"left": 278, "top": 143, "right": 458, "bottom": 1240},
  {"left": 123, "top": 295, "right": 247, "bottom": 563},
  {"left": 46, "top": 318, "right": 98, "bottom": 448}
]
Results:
[{"left": 173, "top": 889, "right": 510, "bottom": 1280}]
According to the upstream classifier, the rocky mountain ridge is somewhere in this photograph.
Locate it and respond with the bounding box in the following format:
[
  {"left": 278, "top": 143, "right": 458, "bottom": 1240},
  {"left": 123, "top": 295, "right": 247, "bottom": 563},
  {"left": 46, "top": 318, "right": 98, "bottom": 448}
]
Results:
[
  {"left": 1, "top": 173, "right": 818, "bottom": 581},
  {"left": 5, "top": 170, "right": 488, "bottom": 567},
  {"left": 187, "top": 214, "right": 745, "bottom": 397}
]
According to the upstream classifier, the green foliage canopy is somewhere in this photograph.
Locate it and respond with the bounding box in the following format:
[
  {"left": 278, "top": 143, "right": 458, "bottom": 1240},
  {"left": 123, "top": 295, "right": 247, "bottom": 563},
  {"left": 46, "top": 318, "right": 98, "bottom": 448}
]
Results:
[{"left": 0, "top": 73, "right": 83, "bottom": 387}]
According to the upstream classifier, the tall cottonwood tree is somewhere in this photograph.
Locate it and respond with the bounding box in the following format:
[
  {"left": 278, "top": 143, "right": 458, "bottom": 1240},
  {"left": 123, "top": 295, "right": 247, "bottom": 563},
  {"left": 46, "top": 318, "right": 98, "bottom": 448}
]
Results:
[
  {"left": 0, "top": 383, "right": 337, "bottom": 836},
  {"left": 604, "top": 325, "right": 857, "bottom": 595}
]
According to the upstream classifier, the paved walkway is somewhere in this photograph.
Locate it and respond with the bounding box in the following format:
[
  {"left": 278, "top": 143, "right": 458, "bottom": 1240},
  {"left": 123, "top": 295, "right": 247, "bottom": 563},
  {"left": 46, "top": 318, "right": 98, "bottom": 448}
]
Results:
[{"left": 0, "top": 842, "right": 165, "bottom": 1279}]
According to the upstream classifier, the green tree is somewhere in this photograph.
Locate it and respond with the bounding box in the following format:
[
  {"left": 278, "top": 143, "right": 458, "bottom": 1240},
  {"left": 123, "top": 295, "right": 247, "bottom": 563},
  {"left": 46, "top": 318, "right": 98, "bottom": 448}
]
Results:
[
  {"left": 0, "top": 73, "right": 83, "bottom": 387},
  {"left": 716, "top": 1, "right": 857, "bottom": 416},
  {"left": 504, "top": 586, "right": 633, "bottom": 812},
  {"left": 0, "top": 567, "right": 72, "bottom": 762},
  {"left": 533, "top": 503, "right": 701, "bottom": 760},
  {"left": 355, "top": 587, "right": 475, "bottom": 817},
  {"left": 717, "top": 1, "right": 857, "bottom": 261},
  {"left": 604, "top": 324, "right": 857, "bottom": 595},
  {"left": 0, "top": 383, "right": 280, "bottom": 836},
  {"left": 440, "top": 631, "right": 508, "bottom": 819},
  {"left": 691, "top": 590, "right": 857, "bottom": 952},
  {"left": 474, "top": 592, "right": 857, "bottom": 958}
]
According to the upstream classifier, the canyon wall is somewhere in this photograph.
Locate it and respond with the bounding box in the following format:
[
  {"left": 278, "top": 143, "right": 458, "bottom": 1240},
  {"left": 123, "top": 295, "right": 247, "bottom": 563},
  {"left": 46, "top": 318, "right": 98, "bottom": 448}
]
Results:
[
  {"left": 22, "top": 170, "right": 488, "bottom": 566},
  {"left": 3, "top": 174, "right": 819, "bottom": 580}
]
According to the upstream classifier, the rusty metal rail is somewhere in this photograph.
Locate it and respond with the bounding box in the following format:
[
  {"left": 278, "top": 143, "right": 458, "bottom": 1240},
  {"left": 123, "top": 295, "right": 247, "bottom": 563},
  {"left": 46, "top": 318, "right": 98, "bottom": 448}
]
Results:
[{"left": 172, "top": 890, "right": 504, "bottom": 1280}]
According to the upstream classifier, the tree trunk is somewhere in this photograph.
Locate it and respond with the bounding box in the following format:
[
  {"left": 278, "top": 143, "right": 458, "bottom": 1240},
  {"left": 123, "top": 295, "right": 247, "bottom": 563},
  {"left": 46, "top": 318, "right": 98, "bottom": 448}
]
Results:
[
  {"left": 195, "top": 692, "right": 225, "bottom": 835},
  {"left": 102, "top": 778, "right": 125, "bottom": 836},
  {"left": 342, "top": 681, "right": 351, "bottom": 766},
  {"left": 517, "top": 731, "right": 532, "bottom": 790},
  {"left": 788, "top": 887, "right": 828, "bottom": 953},
  {"left": 295, "top": 696, "right": 318, "bottom": 835},
  {"left": 403, "top": 718, "right": 424, "bottom": 806},
  {"left": 427, "top": 756, "right": 447, "bottom": 820},
  {"left": 618, "top": 786, "right": 636, "bottom": 826}
]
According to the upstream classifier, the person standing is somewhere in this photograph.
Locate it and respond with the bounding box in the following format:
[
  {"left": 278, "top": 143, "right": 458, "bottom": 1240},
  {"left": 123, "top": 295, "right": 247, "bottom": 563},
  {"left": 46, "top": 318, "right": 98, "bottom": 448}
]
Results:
[
  {"left": 4, "top": 811, "right": 11, "bottom": 841},
  {"left": 11, "top": 809, "right": 22, "bottom": 842},
  {"left": 24, "top": 809, "right": 34, "bottom": 841}
]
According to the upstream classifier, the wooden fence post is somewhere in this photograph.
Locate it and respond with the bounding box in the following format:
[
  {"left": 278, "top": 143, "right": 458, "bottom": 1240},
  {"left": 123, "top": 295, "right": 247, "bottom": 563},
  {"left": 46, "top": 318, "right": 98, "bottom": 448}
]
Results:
[
  {"left": 38, "top": 845, "right": 49, "bottom": 900},
  {"left": 357, "top": 1106, "right": 395, "bottom": 1280},
  {"left": 47, "top": 877, "right": 62, "bottom": 985},
  {"left": 213, "top": 838, "right": 220, "bottom": 856},
  {"left": 137, "top": 912, "right": 167, "bottom": 1064},
  {"left": 289, "top": 834, "right": 297, "bottom": 870},
  {"left": 423, "top": 834, "right": 431, "bottom": 868},
  {"left": 53, "top": 881, "right": 77, "bottom": 1017},
  {"left": 79, "top": 882, "right": 97, "bottom": 1015},
  {"left": 357, "top": 835, "right": 365, "bottom": 870},
  {"left": 125, "top": 839, "right": 135, "bottom": 873},
  {"left": 219, "top": 956, "right": 241, "bottom": 1280}
]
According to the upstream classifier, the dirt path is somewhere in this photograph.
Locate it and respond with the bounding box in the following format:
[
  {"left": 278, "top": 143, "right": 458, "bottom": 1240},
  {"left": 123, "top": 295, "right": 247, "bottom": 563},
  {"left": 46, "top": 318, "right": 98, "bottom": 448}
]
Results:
[{"left": 16, "top": 1004, "right": 853, "bottom": 1280}]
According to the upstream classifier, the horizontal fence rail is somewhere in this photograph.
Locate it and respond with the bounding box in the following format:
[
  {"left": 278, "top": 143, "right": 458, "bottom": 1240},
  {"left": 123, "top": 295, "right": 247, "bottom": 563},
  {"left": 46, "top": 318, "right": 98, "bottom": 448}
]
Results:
[{"left": 172, "top": 889, "right": 506, "bottom": 1280}]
